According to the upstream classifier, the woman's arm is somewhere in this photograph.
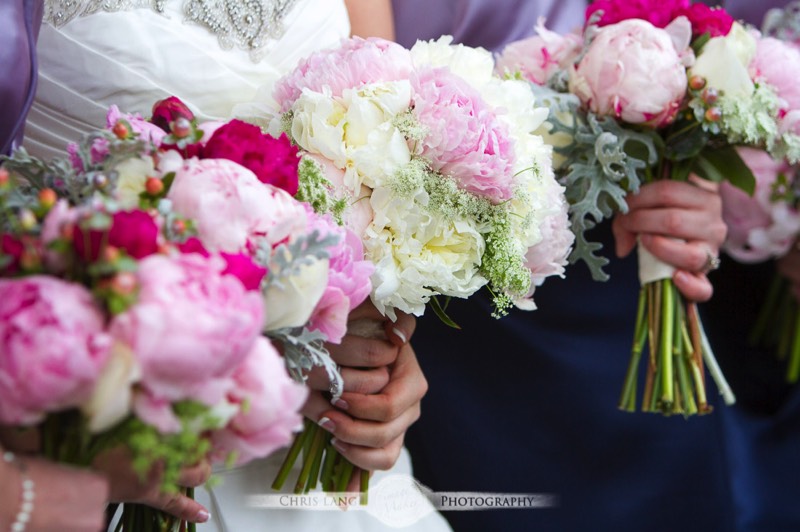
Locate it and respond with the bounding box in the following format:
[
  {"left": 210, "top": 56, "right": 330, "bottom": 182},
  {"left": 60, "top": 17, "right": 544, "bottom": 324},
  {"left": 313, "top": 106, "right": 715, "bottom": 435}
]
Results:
[{"left": 344, "top": 0, "right": 395, "bottom": 40}]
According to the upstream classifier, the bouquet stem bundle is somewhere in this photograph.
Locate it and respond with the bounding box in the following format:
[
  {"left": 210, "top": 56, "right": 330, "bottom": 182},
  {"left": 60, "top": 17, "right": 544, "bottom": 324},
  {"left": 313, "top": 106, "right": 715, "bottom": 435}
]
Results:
[
  {"left": 750, "top": 274, "right": 800, "bottom": 383},
  {"left": 272, "top": 418, "right": 369, "bottom": 504}
]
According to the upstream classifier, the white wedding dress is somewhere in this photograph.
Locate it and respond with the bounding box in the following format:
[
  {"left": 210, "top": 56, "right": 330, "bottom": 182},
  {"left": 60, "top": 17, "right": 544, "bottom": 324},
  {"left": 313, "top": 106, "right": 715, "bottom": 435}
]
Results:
[{"left": 27, "top": 1, "right": 452, "bottom": 530}]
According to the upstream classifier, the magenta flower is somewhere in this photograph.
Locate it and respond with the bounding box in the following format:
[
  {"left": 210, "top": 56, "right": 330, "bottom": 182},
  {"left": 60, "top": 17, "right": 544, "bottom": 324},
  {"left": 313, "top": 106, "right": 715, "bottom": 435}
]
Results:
[
  {"left": 74, "top": 210, "right": 160, "bottom": 262},
  {"left": 203, "top": 121, "right": 300, "bottom": 196}
]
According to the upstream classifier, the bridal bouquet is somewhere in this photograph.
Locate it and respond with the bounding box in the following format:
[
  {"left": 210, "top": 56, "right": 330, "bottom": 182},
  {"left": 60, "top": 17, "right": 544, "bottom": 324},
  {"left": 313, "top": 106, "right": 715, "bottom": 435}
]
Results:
[
  {"left": 498, "top": 0, "right": 800, "bottom": 415},
  {"left": 250, "top": 35, "right": 573, "bottom": 496},
  {"left": 0, "top": 96, "right": 377, "bottom": 529}
]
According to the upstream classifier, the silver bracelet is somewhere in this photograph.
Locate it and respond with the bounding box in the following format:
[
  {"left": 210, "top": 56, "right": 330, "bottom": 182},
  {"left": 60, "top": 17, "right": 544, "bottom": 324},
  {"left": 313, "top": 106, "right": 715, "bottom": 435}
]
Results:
[{"left": 3, "top": 452, "right": 34, "bottom": 532}]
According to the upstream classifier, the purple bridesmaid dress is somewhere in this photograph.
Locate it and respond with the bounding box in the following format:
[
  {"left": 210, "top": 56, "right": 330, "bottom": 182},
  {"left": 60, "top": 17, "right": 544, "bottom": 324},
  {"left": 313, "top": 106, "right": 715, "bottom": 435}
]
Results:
[{"left": 0, "top": 0, "right": 42, "bottom": 155}]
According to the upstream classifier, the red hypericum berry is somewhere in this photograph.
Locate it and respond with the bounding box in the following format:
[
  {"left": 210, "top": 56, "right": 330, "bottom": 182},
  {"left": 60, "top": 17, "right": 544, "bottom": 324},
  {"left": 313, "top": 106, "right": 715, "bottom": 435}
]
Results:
[
  {"left": 38, "top": 188, "right": 57, "bottom": 209},
  {"left": 705, "top": 107, "right": 722, "bottom": 122},
  {"left": 689, "top": 75, "right": 706, "bottom": 91},
  {"left": 145, "top": 177, "right": 164, "bottom": 196},
  {"left": 112, "top": 120, "right": 130, "bottom": 140}
]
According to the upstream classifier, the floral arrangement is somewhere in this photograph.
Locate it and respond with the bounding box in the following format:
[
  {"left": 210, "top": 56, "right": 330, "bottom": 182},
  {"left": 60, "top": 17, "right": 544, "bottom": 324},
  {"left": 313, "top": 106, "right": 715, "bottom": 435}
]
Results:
[
  {"left": 718, "top": 24, "right": 800, "bottom": 382},
  {"left": 496, "top": 0, "right": 800, "bottom": 416},
  {"left": 237, "top": 35, "right": 575, "bottom": 497},
  {"left": 0, "top": 96, "right": 375, "bottom": 528}
]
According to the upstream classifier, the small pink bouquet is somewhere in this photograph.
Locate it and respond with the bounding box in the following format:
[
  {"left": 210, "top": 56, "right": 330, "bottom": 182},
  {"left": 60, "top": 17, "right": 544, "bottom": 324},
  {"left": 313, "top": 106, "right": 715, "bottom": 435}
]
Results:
[
  {"left": 240, "top": 35, "right": 575, "bottom": 496},
  {"left": 0, "top": 95, "right": 379, "bottom": 529},
  {"left": 498, "top": 0, "right": 800, "bottom": 415},
  {"left": 718, "top": 25, "right": 800, "bottom": 382}
]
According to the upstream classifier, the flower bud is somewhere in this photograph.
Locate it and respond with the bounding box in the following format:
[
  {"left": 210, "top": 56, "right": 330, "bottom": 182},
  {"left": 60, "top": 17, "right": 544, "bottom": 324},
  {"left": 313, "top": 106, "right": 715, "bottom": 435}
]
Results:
[
  {"left": 112, "top": 120, "right": 130, "bottom": 140},
  {"left": 704, "top": 107, "right": 722, "bottom": 122},
  {"left": 171, "top": 117, "right": 192, "bottom": 139},
  {"left": 111, "top": 271, "right": 138, "bottom": 296},
  {"left": 689, "top": 75, "right": 706, "bottom": 91},
  {"left": 38, "top": 188, "right": 57, "bottom": 210},
  {"left": 145, "top": 177, "right": 164, "bottom": 196},
  {"left": 702, "top": 87, "right": 719, "bottom": 105}
]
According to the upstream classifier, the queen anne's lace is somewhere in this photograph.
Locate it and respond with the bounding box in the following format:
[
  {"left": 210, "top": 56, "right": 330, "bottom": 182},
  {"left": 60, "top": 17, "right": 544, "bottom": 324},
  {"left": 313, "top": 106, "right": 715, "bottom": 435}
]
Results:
[{"left": 43, "top": 0, "right": 299, "bottom": 61}]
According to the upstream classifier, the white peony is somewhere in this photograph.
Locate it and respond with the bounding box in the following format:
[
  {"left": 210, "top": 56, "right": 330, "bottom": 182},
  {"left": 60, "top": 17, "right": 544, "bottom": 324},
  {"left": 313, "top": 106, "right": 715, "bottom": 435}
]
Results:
[
  {"left": 410, "top": 36, "right": 495, "bottom": 90},
  {"left": 364, "top": 186, "right": 486, "bottom": 319},
  {"left": 289, "top": 88, "right": 348, "bottom": 168}
]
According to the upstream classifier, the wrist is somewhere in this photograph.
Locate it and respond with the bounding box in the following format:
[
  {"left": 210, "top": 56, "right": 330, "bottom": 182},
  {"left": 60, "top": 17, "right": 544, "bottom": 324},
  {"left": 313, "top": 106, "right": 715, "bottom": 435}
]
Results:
[{"left": 1, "top": 452, "right": 34, "bottom": 532}]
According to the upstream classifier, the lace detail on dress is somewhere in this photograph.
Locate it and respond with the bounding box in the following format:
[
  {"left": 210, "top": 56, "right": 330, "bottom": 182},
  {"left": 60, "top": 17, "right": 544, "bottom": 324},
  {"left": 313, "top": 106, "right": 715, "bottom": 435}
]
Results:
[{"left": 43, "top": 0, "right": 300, "bottom": 61}]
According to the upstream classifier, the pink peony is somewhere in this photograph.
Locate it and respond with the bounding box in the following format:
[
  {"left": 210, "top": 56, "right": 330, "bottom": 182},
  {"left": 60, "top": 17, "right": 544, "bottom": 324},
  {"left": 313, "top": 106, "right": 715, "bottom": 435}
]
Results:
[
  {"left": 304, "top": 206, "right": 373, "bottom": 343},
  {"left": 751, "top": 38, "right": 800, "bottom": 135},
  {"left": 203, "top": 121, "right": 300, "bottom": 196},
  {"left": 0, "top": 277, "right": 111, "bottom": 424},
  {"left": 496, "top": 20, "right": 583, "bottom": 85},
  {"left": 109, "top": 253, "right": 264, "bottom": 432},
  {"left": 569, "top": 18, "right": 691, "bottom": 127},
  {"left": 273, "top": 37, "right": 414, "bottom": 112},
  {"left": 721, "top": 148, "right": 800, "bottom": 263},
  {"left": 523, "top": 188, "right": 574, "bottom": 291},
  {"left": 167, "top": 158, "right": 308, "bottom": 254},
  {"left": 210, "top": 337, "right": 307, "bottom": 466},
  {"left": 106, "top": 105, "right": 166, "bottom": 146},
  {"left": 74, "top": 210, "right": 160, "bottom": 262},
  {"left": 412, "top": 67, "right": 516, "bottom": 203}
]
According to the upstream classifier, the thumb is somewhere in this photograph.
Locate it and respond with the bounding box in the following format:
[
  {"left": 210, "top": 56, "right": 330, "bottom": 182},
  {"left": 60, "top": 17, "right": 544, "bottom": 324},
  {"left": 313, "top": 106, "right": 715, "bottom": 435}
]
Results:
[{"left": 152, "top": 491, "right": 211, "bottom": 524}]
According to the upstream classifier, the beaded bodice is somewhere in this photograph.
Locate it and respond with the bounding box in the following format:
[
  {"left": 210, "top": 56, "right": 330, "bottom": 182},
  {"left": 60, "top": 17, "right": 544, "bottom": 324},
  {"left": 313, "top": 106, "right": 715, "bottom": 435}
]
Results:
[{"left": 44, "top": 0, "right": 300, "bottom": 60}]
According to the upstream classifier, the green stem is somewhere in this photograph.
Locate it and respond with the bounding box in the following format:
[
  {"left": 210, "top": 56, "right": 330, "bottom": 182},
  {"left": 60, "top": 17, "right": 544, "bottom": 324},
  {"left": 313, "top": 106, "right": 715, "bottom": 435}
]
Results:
[
  {"left": 660, "top": 279, "right": 675, "bottom": 410},
  {"left": 187, "top": 487, "right": 196, "bottom": 532},
  {"left": 272, "top": 420, "right": 314, "bottom": 490},
  {"left": 750, "top": 274, "right": 785, "bottom": 346},
  {"left": 786, "top": 303, "right": 800, "bottom": 383},
  {"left": 619, "top": 288, "right": 648, "bottom": 411},
  {"left": 360, "top": 469, "right": 370, "bottom": 505},
  {"left": 295, "top": 424, "right": 325, "bottom": 494},
  {"left": 335, "top": 460, "right": 355, "bottom": 493},
  {"left": 320, "top": 443, "right": 338, "bottom": 492},
  {"left": 304, "top": 429, "right": 328, "bottom": 493}
]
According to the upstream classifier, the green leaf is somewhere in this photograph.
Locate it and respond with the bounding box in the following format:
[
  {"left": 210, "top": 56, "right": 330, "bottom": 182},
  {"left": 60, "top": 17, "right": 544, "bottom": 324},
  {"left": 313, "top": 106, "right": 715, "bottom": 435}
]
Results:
[
  {"left": 691, "top": 32, "right": 711, "bottom": 55},
  {"left": 693, "top": 146, "right": 756, "bottom": 195},
  {"left": 429, "top": 296, "right": 461, "bottom": 329}
]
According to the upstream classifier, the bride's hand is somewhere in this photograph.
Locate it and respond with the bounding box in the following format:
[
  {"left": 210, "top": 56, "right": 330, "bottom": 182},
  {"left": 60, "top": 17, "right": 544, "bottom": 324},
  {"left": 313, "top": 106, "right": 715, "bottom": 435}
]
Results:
[
  {"left": 92, "top": 447, "right": 212, "bottom": 523},
  {"left": 303, "top": 302, "right": 426, "bottom": 473},
  {"left": 612, "top": 177, "right": 727, "bottom": 302}
]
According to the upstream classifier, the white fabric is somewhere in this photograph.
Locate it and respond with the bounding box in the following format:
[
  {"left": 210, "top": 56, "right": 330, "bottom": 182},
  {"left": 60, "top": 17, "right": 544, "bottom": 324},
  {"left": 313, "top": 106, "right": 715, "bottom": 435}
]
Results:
[
  {"left": 196, "top": 448, "right": 452, "bottom": 531},
  {"left": 25, "top": 0, "right": 350, "bottom": 159},
  {"left": 27, "top": 3, "right": 452, "bottom": 530}
]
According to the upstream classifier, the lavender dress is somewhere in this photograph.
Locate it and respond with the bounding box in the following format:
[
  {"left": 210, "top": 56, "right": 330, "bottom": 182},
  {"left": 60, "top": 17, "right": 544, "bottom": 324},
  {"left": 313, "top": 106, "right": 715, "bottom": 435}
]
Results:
[{"left": 0, "top": 0, "right": 42, "bottom": 155}]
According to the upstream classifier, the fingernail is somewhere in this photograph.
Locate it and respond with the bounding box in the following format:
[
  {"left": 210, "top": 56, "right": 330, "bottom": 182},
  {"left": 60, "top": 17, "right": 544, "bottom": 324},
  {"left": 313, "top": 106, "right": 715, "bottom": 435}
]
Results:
[
  {"left": 674, "top": 271, "right": 687, "bottom": 283},
  {"left": 331, "top": 438, "right": 348, "bottom": 453},
  {"left": 318, "top": 416, "right": 336, "bottom": 433},
  {"left": 392, "top": 327, "right": 408, "bottom": 344},
  {"left": 332, "top": 399, "right": 349, "bottom": 411},
  {"left": 197, "top": 510, "right": 211, "bottom": 523}
]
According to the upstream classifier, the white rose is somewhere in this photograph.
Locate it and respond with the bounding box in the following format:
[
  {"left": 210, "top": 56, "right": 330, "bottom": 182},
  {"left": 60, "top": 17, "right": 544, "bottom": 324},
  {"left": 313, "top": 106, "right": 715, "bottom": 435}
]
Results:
[
  {"left": 82, "top": 342, "right": 141, "bottom": 433},
  {"left": 290, "top": 89, "right": 348, "bottom": 168},
  {"left": 410, "top": 36, "right": 495, "bottom": 89},
  {"left": 115, "top": 156, "right": 155, "bottom": 209},
  {"left": 262, "top": 257, "right": 330, "bottom": 332},
  {"left": 691, "top": 22, "right": 756, "bottom": 98}
]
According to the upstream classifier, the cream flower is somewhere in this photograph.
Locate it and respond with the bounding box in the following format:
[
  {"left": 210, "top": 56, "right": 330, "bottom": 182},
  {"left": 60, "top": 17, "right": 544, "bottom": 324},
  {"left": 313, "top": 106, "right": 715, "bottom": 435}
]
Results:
[
  {"left": 364, "top": 186, "right": 486, "bottom": 318},
  {"left": 410, "top": 36, "right": 495, "bottom": 90},
  {"left": 691, "top": 22, "right": 756, "bottom": 98},
  {"left": 115, "top": 156, "right": 155, "bottom": 209}
]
